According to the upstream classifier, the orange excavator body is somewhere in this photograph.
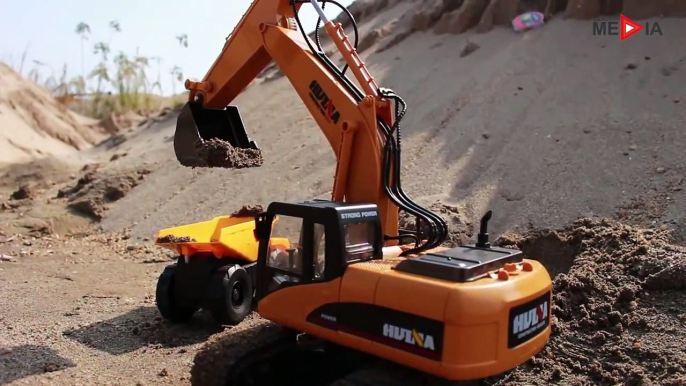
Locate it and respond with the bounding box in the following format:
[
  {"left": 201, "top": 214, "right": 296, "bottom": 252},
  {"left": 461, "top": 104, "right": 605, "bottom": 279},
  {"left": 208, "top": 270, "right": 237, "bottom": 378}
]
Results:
[{"left": 154, "top": 0, "right": 553, "bottom": 382}]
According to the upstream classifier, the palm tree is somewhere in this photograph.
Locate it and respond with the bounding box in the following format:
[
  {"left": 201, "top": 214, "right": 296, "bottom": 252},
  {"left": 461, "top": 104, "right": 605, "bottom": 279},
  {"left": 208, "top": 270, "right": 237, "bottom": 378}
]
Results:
[
  {"left": 176, "top": 34, "right": 188, "bottom": 48},
  {"left": 171, "top": 33, "right": 189, "bottom": 95},
  {"left": 93, "top": 42, "right": 111, "bottom": 61},
  {"left": 75, "top": 22, "right": 91, "bottom": 79},
  {"left": 151, "top": 56, "right": 164, "bottom": 96},
  {"left": 109, "top": 20, "right": 121, "bottom": 33},
  {"left": 170, "top": 66, "right": 183, "bottom": 95}
]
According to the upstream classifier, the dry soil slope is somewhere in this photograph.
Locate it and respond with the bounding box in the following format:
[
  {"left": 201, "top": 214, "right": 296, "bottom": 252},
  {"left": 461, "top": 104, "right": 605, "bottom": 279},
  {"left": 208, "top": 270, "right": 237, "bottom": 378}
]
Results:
[
  {"left": 0, "top": 63, "right": 105, "bottom": 164},
  {"left": 99, "top": 1, "right": 686, "bottom": 246}
]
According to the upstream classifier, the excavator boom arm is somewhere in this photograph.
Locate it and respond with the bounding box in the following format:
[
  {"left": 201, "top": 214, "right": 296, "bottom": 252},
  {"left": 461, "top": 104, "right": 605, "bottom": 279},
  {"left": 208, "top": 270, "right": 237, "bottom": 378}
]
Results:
[
  {"left": 185, "top": 0, "right": 301, "bottom": 107},
  {"left": 176, "top": 0, "right": 449, "bottom": 251}
]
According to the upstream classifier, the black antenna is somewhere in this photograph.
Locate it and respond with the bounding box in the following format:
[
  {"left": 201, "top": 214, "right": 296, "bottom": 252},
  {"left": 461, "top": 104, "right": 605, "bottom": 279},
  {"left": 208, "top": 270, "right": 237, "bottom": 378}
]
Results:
[{"left": 475, "top": 210, "right": 492, "bottom": 249}]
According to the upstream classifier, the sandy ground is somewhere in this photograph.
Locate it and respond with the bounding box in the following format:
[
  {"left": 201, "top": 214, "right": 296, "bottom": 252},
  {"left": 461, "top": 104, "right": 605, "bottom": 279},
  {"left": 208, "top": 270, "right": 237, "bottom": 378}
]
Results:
[
  {"left": 0, "top": 232, "right": 214, "bottom": 385},
  {"left": 1, "top": 1, "right": 686, "bottom": 384}
]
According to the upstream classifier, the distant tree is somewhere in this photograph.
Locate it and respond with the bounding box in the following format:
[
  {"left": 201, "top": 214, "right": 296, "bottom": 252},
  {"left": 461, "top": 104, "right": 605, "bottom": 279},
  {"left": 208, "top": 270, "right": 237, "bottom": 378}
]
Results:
[
  {"left": 170, "top": 65, "right": 183, "bottom": 95},
  {"left": 171, "top": 34, "right": 189, "bottom": 95},
  {"left": 109, "top": 20, "right": 121, "bottom": 33},
  {"left": 150, "top": 56, "right": 163, "bottom": 95},
  {"left": 75, "top": 22, "right": 91, "bottom": 79},
  {"left": 93, "top": 42, "right": 110, "bottom": 61},
  {"left": 176, "top": 34, "right": 188, "bottom": 48},
  {"left": 19, "top": 44, "right": 30, "bottom": 76},
  {"left": 27, "top": 59, "right": 45, "bottom": 84}
]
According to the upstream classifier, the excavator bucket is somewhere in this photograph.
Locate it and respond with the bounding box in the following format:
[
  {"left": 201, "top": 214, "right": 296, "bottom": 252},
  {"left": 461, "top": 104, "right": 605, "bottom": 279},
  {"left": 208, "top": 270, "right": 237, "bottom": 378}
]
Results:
[{"left": 174, "top": 101, "right": 260, "bottom": 167}]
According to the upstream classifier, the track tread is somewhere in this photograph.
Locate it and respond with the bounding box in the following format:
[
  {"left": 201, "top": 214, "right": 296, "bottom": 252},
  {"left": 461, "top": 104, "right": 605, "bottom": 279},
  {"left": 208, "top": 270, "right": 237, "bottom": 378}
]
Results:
[
  {"left": 328, "top": 361, "right": 483, "bottom": 386},
  {"left": 191, "top": 318, "right": 483, "bottom": 386},
  {"left": 190, "top": 317, "right": 294, "bottom": 386}
]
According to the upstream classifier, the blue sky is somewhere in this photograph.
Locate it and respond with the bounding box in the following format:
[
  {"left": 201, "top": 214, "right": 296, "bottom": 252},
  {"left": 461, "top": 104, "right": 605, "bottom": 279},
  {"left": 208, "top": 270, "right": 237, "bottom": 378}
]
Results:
[{"left": 0, "top": 0, "right": 353, "bottom": 95}]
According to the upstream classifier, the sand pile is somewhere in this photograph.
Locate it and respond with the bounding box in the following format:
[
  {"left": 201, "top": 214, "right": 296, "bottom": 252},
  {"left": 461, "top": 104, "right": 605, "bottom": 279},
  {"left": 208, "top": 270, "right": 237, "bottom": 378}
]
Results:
[
  {"left": 0, "top": 63, "right": 105, "bottom": 163},
  {"left": 98, "top": 110, "right": 148, "bottom": 135},
  {"left": 98, "top": 107, "right": 180, "bottom": 134},
  {"left": 487, "top": 218, "right": 686, "bottom": 385},
  {"left": 57, "top": 164, "right": 152, "bottom": 220}
]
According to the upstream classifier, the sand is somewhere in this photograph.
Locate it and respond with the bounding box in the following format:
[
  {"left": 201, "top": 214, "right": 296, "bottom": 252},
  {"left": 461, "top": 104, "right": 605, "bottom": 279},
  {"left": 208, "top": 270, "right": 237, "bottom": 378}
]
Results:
[
  {"left": 490, "top": 219, "right": 686, "bottom": 385},
  {"left": 0, "top": 63, "right": 176, "bottom": 165},
  {"left": 0, "top": 64, "right": 105, "bottom": 163},
  {"left": 0, "top": 0, "right": 685, "bottom": 384}
]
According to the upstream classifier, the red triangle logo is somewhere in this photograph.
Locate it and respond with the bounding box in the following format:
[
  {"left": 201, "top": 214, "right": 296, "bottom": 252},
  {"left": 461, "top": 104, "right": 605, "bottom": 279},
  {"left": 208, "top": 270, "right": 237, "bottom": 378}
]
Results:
[{"left": 620, "top": 14, "right": 643, "bottom": 41}]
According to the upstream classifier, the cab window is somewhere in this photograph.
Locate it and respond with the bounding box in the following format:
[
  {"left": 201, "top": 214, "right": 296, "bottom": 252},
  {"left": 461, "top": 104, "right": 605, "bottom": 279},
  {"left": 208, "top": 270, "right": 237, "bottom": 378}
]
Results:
[
  {"left": 267, "top": 215, "right": 304, "bottom": 275},
  {"left": 344, "top": 222, "right": 374, "bottom": 263},
  {"left": 313, "top": 223, "right": 326, "bottom": 280}
]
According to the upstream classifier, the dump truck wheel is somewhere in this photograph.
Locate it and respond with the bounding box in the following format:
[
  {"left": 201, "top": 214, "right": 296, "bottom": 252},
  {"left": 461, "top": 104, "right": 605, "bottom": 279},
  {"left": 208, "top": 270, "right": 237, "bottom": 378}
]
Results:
[
  {"left": 208, "top": 264, "right": 253, "bottom": 325},
  {"left": 156, "top": 264, "right": 199, "bottom": 323}
]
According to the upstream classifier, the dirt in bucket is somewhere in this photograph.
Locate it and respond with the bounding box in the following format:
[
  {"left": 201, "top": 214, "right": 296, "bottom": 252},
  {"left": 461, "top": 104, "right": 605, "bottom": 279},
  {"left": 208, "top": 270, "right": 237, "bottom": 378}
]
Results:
[{"left": 195, "top": 138, "right": 264, "bottom": 169}]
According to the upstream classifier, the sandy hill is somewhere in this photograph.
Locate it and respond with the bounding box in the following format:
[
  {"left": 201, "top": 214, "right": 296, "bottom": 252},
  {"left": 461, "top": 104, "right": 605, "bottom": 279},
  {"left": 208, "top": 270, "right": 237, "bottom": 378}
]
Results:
[
  {"left": 96, "top": 8, "right": 686, "bottom": 244},
  {"left": 0, "top": 63, "right": 108, "bottom": 164}
]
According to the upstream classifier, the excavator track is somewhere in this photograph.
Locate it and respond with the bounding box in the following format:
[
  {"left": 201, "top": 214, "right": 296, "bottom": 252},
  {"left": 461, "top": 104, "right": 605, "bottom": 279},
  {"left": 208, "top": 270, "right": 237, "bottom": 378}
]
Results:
[
  {"left": 191, "top": 317, "right": 485, "bottom": 386},
  {"left": 330, "top": 362, "right": 484, "bottom": 386},
  {"left": 191, "top": 317, "right": 295, "bottom": 386}
]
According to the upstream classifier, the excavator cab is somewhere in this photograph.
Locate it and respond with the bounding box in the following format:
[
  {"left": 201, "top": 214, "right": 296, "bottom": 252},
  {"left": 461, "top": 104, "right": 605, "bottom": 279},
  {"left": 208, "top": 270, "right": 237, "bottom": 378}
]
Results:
[
  {"left": 174, "top": 100, "right": 259, "bottom": 166},
  {"left": 252, "top": 200, "right": 383, "bottom": 300}
]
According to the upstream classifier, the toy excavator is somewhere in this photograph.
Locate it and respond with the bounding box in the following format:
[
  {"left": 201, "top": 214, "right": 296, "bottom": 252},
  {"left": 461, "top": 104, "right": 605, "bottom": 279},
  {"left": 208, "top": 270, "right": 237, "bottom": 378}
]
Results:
[{"left": 153, "top": 0, "right": 553, "bottom": 383}]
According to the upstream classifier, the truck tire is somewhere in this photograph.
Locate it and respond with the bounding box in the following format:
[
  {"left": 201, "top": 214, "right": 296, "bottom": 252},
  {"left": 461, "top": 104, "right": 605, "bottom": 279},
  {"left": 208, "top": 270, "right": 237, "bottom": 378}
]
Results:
[
  {"left": 156, "top": 264, "right": 199, "bottom": 323},
  {"left": 208, "top": 264, "right": 253, "bottom": 325}
]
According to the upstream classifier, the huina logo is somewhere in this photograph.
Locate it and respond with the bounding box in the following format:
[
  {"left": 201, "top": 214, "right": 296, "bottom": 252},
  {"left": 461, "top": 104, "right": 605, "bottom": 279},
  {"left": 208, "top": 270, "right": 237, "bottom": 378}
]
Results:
[
  {"left": 382, "top": 323, "right": 436, "bottom": 351},
  {"left": 308, "top": 80, "right": 341, "bottom": 124},
  {"left": 512, "top": 300, "right": 548, "bottom": 338}
]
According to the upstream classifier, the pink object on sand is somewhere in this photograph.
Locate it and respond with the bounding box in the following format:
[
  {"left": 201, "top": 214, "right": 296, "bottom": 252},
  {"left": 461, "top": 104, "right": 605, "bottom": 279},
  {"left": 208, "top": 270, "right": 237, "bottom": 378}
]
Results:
[{"left": 512, "top": 12, "right": 546, "bottom": 32}]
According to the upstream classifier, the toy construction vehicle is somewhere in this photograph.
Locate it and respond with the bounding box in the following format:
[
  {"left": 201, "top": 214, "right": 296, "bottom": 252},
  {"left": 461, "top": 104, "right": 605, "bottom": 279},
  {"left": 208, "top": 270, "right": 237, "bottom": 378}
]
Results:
[{"left": 154, "top": 0, "right": 553, "bottom": 382}]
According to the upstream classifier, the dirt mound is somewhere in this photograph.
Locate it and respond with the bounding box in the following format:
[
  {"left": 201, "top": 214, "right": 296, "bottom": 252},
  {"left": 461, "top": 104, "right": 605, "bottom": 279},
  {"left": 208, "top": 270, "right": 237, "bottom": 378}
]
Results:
[
  {"left": 57, "top": 164, "right": 152, "bottom": 220},
  {"left": 488, "top": 218, "right": 686, "bottom": 385},
  {"left": 9, "top": 185, "right": 36, "bottom": 201},
  {"left": 0, "top": 63, "right": 106, "bottom": 163},
  {"left": 0, "top": 157, "right": 94, "bottom": 236}
]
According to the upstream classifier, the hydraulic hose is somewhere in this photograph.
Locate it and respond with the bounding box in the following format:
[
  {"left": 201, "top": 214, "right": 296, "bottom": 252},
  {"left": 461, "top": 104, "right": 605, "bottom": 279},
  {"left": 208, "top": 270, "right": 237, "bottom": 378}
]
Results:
[{"left": 291, "top": 0, "right": 448, "bottom": 254}]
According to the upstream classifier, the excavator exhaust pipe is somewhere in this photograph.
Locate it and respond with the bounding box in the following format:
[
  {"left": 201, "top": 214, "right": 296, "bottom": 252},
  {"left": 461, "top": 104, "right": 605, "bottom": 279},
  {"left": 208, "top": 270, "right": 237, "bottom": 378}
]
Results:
[{"left": 174, "top": 101, "right": 260, "bottom": 168}]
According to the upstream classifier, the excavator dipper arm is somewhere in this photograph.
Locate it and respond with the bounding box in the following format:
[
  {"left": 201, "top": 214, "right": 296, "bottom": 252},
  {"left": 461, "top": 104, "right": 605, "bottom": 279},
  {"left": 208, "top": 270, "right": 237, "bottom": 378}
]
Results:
[{"left": 175, "top": 0, "right": 449, "bottom": 252}]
